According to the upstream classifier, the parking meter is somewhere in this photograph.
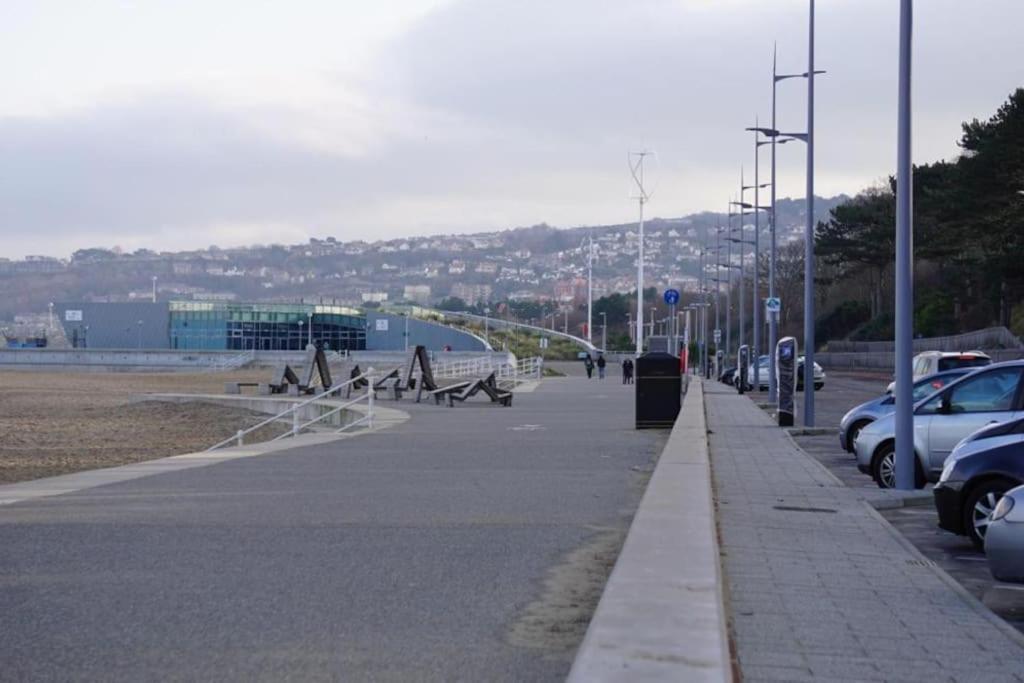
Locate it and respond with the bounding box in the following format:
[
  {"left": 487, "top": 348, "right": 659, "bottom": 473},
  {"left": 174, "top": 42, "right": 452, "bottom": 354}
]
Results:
[
  {"left": 776, "top": 336, "right": 797, "bottom": 427},
  {"left": 737, "top": 344, "right": 750, "bottom": 395},
  {"left": 715, "top": 350, "right": 724, "bottom": 382}
]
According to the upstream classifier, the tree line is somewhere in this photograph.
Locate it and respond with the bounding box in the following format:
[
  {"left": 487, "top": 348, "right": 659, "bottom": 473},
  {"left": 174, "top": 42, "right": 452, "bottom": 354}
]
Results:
[{"left": 812, "top": 87, "right": 1024, "bottom": 344}]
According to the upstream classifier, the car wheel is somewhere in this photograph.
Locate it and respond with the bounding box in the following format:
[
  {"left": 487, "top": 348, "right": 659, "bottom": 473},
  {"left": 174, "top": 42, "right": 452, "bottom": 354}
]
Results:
[
  {"left": 814, "top": 383, "right": 824, "bottom": 391},
  {"left": 962, "top": 480, "right": 1013, "bottom": 550},
  {"left": 872, "top": 445, "right": 925, "bottom": 490},
  {"left": 872, "top": 444, "right": 896, "bottom": 489},
  {"left": 846, "top": 420, "right": 872, "bottom": 454}
]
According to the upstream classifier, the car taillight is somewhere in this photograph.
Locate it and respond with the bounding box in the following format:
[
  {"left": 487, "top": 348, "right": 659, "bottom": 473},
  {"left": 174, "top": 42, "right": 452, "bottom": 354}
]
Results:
[
  {"left": 931, "top": 380, "right": 943, "bottom": 389},
  {"left": 992, "top": 496, "right": 1015, "bottom": 521}
]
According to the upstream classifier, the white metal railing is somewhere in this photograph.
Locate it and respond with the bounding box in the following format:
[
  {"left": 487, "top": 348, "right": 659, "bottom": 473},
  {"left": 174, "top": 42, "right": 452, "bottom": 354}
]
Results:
[
  {"left": 433, "top": 356, "right": 497, "bottom": 378},
  {"left": 433, "top": 355, "right": 543, "bottom": 390},
  {"left": 207, "top": 348, "right": 256, "bottom": 372},
  {"left": 207, "top": 371, "right": 374, "bottom": 450}
]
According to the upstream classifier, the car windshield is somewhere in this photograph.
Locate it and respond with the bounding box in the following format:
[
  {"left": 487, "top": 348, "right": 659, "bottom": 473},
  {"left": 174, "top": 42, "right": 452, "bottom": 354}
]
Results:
[{"left": 937, "top": 356, "right": 990, "bottom": 371}]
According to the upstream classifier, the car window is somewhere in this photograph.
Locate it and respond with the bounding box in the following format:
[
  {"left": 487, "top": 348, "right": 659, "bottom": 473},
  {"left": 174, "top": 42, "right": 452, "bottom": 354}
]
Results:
[
  {"left": 938, "top": 357, "right": 990, "bottom": 371},
  {"left": 917, "top": 392, "right": 943, "bottom": 414},
  {"left": 912, "top": 376, "right": 952, "bottom": 402},
  {"left": 946, "top": 368, "right": 1023, "bottom": 413},
  {"left": 913, "top": 358, "right": 927, "bottom": 375}
]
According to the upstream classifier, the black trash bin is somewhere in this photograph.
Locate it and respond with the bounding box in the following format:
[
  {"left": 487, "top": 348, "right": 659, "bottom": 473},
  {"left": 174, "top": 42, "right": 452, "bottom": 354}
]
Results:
[{"left": 635, "top": 352, "right": 682, "bottom": 429}]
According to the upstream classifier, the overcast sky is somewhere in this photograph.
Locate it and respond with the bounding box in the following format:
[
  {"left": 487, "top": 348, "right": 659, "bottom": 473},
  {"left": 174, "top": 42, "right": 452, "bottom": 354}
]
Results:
[{"left": 1, "top": 0, "right": 1021, "bottom": 259}]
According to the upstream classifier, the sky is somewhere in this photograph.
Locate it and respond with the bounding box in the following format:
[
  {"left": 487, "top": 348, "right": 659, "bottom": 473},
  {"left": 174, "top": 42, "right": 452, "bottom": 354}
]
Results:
[{"left": 1, "top": 0, "right": 1021, "bottom": 259}]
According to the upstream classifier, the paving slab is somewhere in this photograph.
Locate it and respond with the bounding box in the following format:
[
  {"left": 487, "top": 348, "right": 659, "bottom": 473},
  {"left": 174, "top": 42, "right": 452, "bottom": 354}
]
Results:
[{"left": 705, "top": 380, "right": 1024, "bottom": 682}]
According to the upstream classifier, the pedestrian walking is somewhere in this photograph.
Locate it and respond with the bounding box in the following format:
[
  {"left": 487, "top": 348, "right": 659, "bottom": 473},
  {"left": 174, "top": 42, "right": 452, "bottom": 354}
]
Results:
[
  {"left": 622, "top": 358, "right": 634, "bottom": 384},
  {"left": 596, "top": 353, "right": 606, "bottom": 380},
  {"left": 583, "top": 354, "right": 595, "bottom": 379}
]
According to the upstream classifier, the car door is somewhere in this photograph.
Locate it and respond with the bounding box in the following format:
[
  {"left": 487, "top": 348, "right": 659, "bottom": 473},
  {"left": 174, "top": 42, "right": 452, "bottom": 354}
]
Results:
[{"left": 924, "top": 367, "right": 1024, "bottom": 473}]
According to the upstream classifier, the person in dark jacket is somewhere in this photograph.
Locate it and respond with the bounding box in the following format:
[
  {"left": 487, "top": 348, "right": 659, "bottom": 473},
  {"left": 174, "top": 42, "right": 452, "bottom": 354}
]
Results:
[
  {"left": 622, "top": 358, "right": 634, "bottom": 384},
  {"left": 596, "top": 353, "right": 607, "bottom": 379},
  {"left": 583, "top": 354, "right": 595, "bottom": 379}
]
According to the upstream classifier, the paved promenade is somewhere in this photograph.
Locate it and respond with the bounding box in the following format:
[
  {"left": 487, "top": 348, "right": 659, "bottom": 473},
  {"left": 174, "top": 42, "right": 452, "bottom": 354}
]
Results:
[
  {"left": 0, "top": 375, "right": 662, "bottom": 682},
  {"left": 705, "top": 381, "right": 1024, "bottom": 682}
]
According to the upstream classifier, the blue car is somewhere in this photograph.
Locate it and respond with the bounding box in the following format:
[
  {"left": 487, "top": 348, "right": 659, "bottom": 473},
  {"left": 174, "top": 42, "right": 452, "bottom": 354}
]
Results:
[{"left": 838, "top": 368, "right": 975, "bottom": 453}]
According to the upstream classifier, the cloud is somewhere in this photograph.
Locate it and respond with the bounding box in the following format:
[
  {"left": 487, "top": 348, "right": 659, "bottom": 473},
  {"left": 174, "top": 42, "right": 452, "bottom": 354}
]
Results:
[{"left": 1, "top": 0, "right": 1022, "bottom": 258}]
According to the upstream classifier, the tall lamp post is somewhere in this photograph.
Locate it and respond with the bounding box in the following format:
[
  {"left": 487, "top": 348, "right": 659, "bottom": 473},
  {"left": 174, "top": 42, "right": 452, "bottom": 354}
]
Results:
[
  {"left": 725, "top": 202, "right": 734, "bottom": 358},
  {"left": 629, "top": 151, "right": 653, "bottom": 356},
  {"left": 586, "top": 232, "right": 594, "bottom": 344},
  {"left": 743, "top": 125, "right": 773, "bottom": 390},
  {"left": 804, "top": 0, "right": 818, "bottom": 427},
  {"left": 894, "top": 0, "right": 915, "bottom": 489},
  {"left": 767, "top": 41, "right": 825, "bottom": 404},
  {"left": 600, "top": 311, "right": 607, "bottom": 352}
]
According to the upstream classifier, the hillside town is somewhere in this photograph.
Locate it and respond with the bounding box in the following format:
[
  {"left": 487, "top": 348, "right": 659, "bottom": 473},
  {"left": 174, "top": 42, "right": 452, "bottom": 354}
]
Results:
[{"left": 0, "top": 196, "right": 843, "bottom": 327}]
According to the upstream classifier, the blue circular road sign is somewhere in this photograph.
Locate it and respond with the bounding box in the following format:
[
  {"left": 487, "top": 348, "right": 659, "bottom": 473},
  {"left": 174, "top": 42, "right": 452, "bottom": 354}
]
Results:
[{"left": 663, "top": 289, "right": 680, "bottom": 305}]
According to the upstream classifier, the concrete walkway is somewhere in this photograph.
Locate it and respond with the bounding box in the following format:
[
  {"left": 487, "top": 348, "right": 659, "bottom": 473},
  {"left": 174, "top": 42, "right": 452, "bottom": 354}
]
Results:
[
  {"left": 0, "top": 376, "right": 663, "bottom": 682},
  {"left": 705, "top": 381, "right": 1024, "bottom": 682}
]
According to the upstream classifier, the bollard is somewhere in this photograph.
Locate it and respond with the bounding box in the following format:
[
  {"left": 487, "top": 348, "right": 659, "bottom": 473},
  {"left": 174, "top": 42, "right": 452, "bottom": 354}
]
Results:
[
  {"left": 737, "top": 344, "right": 750, "bottom": 395},
  {"left": 292, "top": 410, "right": 300, "bottom": 437},
  {"left": 776, "top": 337, "right": 797, "bottom": 427},
  {"left": 236, "top": 429, "right": 244, "bottom": 447}
]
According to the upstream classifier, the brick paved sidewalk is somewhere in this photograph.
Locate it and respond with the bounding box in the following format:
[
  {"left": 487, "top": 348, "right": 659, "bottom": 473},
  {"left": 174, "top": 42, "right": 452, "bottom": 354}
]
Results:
[{"left": 705, "top": 380, "right": 1024, "bottom": 682}]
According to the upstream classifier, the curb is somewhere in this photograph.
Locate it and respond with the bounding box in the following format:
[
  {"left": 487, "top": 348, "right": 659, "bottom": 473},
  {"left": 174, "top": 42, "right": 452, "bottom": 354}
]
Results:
[{"left": 567, "top": 380, "right": 732, "bottom": 682}]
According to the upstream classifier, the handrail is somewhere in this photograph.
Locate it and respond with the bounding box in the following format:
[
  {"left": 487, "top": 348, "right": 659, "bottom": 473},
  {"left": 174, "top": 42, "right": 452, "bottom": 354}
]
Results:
[
  {"left": 207, "top": 348, "right": 255, "bottom": 372},
  {"left": 207, "top": 370, "right": 374, "bottom": 450}
]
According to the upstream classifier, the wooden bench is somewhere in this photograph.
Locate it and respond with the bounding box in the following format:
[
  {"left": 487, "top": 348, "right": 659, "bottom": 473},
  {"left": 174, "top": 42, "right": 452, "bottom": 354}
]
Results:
[
  {"left": 441, "top": 373, "right": 513, "bottom": 408},
  {"left": 425, "top": 381, "right": 474, "bottom": 406},
  {"left": 224, "top": 381, "right": 259, "bottom": 395}
]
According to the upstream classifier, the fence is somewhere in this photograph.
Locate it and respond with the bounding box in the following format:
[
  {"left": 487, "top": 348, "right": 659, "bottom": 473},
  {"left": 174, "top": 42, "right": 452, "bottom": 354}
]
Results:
[
  {"left": 206, "top": 348, "right": 256, "bottom": 372},
  {"left": 827, "top": 326, "right": 1023, "bottom": 353},
  {"left": 207, "top": 371, "right": 374, "bottom": 450},
  {"left": 433, "top": 354, "right": 544, "bottom": 388}
]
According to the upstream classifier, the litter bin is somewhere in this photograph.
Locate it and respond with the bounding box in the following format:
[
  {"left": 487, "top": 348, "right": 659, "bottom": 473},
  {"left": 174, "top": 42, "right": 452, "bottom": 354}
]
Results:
[{"left": 635, "top": 352, "right": 682, "bottom": 429}]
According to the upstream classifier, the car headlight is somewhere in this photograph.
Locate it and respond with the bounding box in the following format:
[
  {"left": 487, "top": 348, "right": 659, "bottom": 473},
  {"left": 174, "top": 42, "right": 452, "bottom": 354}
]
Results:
[
  {"left": 991, "top": 496, "right": 1015, "bottom": 521},
  {"left": 939, "top": 458, "right": 957, "bottom": 484}
]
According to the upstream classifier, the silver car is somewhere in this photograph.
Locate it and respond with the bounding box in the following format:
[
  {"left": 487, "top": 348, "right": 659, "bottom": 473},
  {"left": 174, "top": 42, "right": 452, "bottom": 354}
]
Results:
[
  {"left": 744, "top": 355, "right": 824, "bottom": 391},
  {"left": 855, "top": 361, "right": 1024, "bottom": 488},
  {"left": 986, "top": 484, "right": 1024, "bottom": 583},
  {"left": 884, "top": 350, "right": 991, "bottom": 393},
  {"left": 838, "top": 369, "right": 975, "bottom": 452}
]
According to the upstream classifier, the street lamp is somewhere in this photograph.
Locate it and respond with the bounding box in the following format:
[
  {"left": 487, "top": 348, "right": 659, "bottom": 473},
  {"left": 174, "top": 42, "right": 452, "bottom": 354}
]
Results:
[
  {"left": 894, "top": 0, "right": 915, "bottom": 489},
  {"left": 600, "top": 311, "right": 607, "bottom": 351},
  {"left": 308, "top": 312, "right": 313, "bottom": 346},
  {"left": 137, "top": 320, "right": 143, "bottom": 349},
  {"left": 297, "top": 319, "right": 304, "bottom": 350},
  {"left": 152, "top": 276, "right": 158, "bottom": 303},
  {"left": 768, "top": 36, "right": 825, "bottom": 409},
  {"left": 803, "top": 0, "right": 820, "bottom": 427}
]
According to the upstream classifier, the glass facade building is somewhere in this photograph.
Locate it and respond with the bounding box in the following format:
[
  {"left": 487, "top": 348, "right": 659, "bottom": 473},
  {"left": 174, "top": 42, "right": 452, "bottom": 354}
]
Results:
[{"left": 169, "top": 302, "right": 366, "bottom": 351}]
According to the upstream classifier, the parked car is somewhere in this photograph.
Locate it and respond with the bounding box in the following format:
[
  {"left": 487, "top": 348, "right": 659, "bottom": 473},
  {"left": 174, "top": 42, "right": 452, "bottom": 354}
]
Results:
[
  {"left": 741, "top": 355, "right": 825, "bottom": 391},
  {"left": 985, "top": 484, "right": 1024, "bottom": 582},
  {"left": 885, "top": 350, "right": 991, "bottom": 393},
  {"left": 933, "top": 419, "right": 1024, "bottom": 548},
  {"left": 855, "top": 361, "right": 1024, "bottom": 489},
  {"left": 720, "top": 366, "right": 737, "bottom": 386},
  {"left": 838, "top": 369, "right": 975, "bottom": 453}
]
